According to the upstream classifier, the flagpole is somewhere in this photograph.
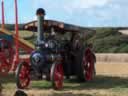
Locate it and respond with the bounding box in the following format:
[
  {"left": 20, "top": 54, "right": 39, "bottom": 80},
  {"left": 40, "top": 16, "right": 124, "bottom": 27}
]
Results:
[{"left": 1, "top": 0, "right": 5, "bottom": 29}]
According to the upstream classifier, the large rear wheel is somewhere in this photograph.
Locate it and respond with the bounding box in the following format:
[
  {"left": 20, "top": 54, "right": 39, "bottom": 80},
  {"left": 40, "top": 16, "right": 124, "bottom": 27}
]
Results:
[
  {"left": 0, "top": 62, "right": 9, "bottom": 74},
  {"left": 0, "top": 40, "right": 14, "bottom": 74},
  {"left": 82, "top": 49, "right": 95, "bottom": 81},
  {"left": 0, "top": 56, "right": 11, "bottom": 75},
  {"left": 16, "top": 62, "right": 30, "bottom": 89},
  {"left": 76, "top": 48, "right": 96, "bottom": 81},
  {"left": 50, "top": 62, "right": 64, "bottom": 90}
]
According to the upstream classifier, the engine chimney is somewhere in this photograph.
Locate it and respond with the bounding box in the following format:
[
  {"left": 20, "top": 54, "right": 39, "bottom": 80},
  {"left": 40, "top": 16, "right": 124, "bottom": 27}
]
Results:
[{"left": 36, "top": 8, "right": 45, "bottom": 44}]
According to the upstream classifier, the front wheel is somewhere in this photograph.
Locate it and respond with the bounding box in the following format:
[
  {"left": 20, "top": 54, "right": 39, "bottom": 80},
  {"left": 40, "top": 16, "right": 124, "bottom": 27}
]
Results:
[
  {"left": 16, "top": 62, "right": 30, "bottom": 89},
  {"left": 50, "top": 62, "right": 64, "bottom": 90}
]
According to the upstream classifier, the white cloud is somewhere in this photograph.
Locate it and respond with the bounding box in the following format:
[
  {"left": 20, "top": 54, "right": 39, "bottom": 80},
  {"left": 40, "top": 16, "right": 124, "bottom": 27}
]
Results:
[
  {"left": 31, "top": 0, "right": 128, "bottom": 26},
  {"left": 63, "top": 0, "right": 112, "bottom": 14},
  {"left": 32, "top": 0, "right": 111, "bottom": 12},
  {"left": 70, "top": 0, "right": 110, "bottom": 9},
  {"left": 1, "top": 0, "right": 128, "bottom": 26}
]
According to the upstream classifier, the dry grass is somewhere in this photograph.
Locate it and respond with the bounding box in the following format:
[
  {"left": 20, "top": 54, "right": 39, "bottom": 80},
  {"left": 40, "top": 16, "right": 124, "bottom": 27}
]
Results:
[
  {"left": 96, "top": 53, "right": 128, "bottom": 62},
  {"left": 119, "top": 30, "right": 128, "bottom": 35},
  {"left": 96, "top": 62, "right": 128, "bottom": 76}
]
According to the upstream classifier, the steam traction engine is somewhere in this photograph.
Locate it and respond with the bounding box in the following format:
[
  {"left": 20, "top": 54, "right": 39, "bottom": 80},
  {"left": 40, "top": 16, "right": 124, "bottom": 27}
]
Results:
[{"left": 16, "top": 8, "right": 96, "bottom": 90}]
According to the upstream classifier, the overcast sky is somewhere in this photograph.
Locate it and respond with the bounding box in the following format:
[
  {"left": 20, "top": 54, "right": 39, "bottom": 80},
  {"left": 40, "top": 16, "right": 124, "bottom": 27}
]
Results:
[{"left": 0, "top": 0, "right": 128, "bottom": 27}]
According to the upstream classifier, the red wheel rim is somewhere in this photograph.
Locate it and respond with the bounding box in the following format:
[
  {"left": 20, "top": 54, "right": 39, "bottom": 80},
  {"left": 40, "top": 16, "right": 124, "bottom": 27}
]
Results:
[
  {"left": 0, "top": 39, "right": 14, "bottom": 74},
  {"left": 19, "top": 63, "right": 30, "bottom": 88},
  {"left": 54, "top": 63, "right": 64, "bottom": 89},
  {"left": 83, "top": 48, "right": 94, "bottom": 81},
  {"left": 0, "top": 57, "right": 11, "bottom": 75}
]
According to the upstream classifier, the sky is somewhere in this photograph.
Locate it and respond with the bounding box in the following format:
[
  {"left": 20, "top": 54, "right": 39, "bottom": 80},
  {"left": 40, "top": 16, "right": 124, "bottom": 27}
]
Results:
[{"left": 0, "top": 0, "right": 128, "bottom": 27}]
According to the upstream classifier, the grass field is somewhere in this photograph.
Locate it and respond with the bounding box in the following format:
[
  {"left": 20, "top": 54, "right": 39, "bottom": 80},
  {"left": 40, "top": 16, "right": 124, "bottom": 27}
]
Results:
[
  {"left": 1, "top": 75, "right": 128, "bottom": 96},
  {"left": 1, "top": 62, "right": 128, "bottom": 96},
  {"left": 19, "top": 31, "right": 34, "bottom": 38}
]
